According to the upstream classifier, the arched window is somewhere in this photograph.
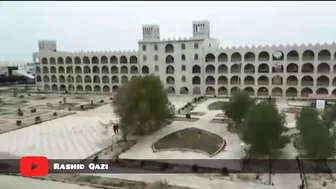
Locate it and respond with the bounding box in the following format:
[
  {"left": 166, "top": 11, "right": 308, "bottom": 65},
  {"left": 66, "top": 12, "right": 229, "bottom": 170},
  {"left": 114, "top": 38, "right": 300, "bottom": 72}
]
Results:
[{"left": 181, "top": 54, "right": 186, "bottom": 61}]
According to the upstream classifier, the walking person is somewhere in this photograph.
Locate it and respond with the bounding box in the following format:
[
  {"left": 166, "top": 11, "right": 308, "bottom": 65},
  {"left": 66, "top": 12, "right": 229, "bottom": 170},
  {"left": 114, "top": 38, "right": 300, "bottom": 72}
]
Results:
[
  {"left": 113, "top": 124, "right": 117, "bottom": 133},
  {"left": 115, "top": 123, "right": 119, "bottom": 133},
  {"left": 93, "top": 155, "right": 99, "bottom": 163}
]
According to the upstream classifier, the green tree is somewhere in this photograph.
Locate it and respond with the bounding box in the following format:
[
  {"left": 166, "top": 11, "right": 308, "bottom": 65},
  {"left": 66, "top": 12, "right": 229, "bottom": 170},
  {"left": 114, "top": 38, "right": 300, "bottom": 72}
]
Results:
[
  {"left": 113, "top": 75, "right": 175, "bottom": 140},
  {"left": 242, "top": 101, "right": 286, "bottom": 155},
  {"left": 297, "top": 107, "right": 335, "bottom": 158},
  {"left": 223, "top": 91, "right": 254, "bottom": 127},
  {"left": 296, "top": 107, "right": 320, "bottom": 133},
  {"left": 324, "top": 103, "right": 336, "bottom": 124}
]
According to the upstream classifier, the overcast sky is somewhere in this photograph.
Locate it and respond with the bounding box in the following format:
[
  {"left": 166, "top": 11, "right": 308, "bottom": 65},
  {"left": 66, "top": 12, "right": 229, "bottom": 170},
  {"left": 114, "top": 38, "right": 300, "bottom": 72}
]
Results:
[{"left": 1, "top": 1, "right": 336, "bottom": 62}]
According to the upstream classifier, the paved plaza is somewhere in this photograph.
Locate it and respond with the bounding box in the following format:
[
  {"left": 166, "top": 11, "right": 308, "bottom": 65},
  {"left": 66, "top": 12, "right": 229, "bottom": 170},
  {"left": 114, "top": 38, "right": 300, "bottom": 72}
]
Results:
[
  {"left": 120, "top": 98, "right": 244, "bottom": 161},
  {"left": 0, "top": 96, "right": 193, "bottom": 159},
  {"left": 0, "top": 175, "right": 98, "bottom": 189},
  {"left": 0, "top": 94, "right": 329, "bottom": 189},
  {"left": 0, "top": 104, "right": 117, "bottom": 159}
]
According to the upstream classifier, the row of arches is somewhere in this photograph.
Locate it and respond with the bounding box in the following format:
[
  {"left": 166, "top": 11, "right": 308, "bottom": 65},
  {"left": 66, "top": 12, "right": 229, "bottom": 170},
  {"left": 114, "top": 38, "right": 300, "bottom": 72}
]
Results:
[
  {"left": 165, "top": 86, "right": 336, "bottom": 97},
  {"left": 198, "top": 62, "right": 335, "bottom": 74},
  {"left": 173, "top": 75, "right": 335, "bottom": 86},
  {"left": 36, "top": 63, "right": 336, "bottom": 75},
  {"left": 40, "top": 56, "right": 138, "bottom": 65},
  {"left": 42, "top": 84, "right": 336, "bottom": 97},
  {"left": 142, "top": 43, "right": 198, "bottom": 53},
  {"left": 37, "top": 75, "right": 135, "bottom": 84},
  {"left": 38, "top": 49, "right": 336, "bottom": 65},
  {"left": 204, "top": 49, "right": 335, "bottom": 62},
  {"left": 44, "top": 84, "right": 119, "bottom": 93},
  {"left": 37, "top": 74, "right": 336, "bottom": 87},
  {"left": 36, "top": 65, "right": 146, "bottom": 74}
]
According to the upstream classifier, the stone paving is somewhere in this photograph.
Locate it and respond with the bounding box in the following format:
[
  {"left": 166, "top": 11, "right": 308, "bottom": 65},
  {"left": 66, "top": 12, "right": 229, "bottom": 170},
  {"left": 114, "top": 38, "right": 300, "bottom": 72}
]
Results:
[
  {"left": 0, "top": 95, "right": 322, "bottom": 189},
  {"left": 120, "top": 98, "right": 300, "bottom": 160},
  {"left": 119, "top": 98, "right": 304, "bottom": 189},
  {"left": 0, "top": 175, "right": 98, "bottom": 189},
  {"left": 0, "top": 104, "right": 117, "bottom": 159},
  {"left": 0, "top": 96, "right": 192, "bottom": 159},
  {"left": 120, "top": 98, "right": 244, "bottom": 161},
  {"left": 91, "top": 173, "right": 280, "bottom": 189}
]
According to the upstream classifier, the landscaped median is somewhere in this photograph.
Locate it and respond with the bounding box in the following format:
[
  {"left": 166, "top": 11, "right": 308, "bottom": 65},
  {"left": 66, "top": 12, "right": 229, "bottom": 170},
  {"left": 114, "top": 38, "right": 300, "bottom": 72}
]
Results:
[{"left": 152, "top": 127, "right": 226, "bottom": 157}]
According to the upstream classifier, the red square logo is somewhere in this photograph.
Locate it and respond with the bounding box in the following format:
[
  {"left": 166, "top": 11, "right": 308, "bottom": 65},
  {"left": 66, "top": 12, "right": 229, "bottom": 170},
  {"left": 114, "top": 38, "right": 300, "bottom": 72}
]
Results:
[{"left": 20, "top": 156, "right": 48, "bottom": 176}]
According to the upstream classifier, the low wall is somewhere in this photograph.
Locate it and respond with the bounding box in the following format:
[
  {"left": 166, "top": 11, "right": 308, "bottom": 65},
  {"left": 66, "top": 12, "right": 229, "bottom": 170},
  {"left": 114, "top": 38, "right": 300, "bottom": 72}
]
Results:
[{"left": 115, "top": 158, "right": 241, "bottom": 174}]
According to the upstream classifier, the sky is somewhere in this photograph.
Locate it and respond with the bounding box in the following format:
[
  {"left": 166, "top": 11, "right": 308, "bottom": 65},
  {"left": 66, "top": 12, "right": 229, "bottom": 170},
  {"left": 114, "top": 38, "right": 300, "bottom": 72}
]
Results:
[{"left": 1, "top": 1, "right": 336, "bottom": 62}]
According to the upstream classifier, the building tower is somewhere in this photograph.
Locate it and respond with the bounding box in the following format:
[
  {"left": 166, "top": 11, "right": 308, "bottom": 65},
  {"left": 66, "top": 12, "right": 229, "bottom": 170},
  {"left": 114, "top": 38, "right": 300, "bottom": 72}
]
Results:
[
  {"left": 142, "top": 24, "right": 160, "bottom": 41},
  {"left": 192, "top": 20, "right": 210, "bottom": 39},
  {"left": 38, "top": 40, "right": 57, "bottom": 52}
]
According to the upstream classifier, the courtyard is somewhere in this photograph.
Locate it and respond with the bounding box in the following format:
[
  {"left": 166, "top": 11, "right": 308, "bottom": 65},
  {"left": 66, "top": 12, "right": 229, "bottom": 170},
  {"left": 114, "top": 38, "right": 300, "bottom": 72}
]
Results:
[
  {"left": 0, "top": 92, "right": 194, "bottom": 159},
  {"left": 0, "top": 91, "right": 334, "bottom": 189}
]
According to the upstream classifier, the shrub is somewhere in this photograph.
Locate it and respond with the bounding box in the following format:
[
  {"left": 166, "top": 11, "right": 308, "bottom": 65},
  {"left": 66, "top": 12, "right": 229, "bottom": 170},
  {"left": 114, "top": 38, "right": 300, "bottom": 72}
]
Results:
[
  {"left": 214, "top": 95, "right": 217, "bottom": 98},
  {"left": 80, "top": 105, "right": 84, "bottom": 110},
  {"left": 18, "top": 109, "right": 23, "bottom": 116},
  {"left": 19, "top": 95, "right": 24, "bottom": 98},
  {"left": 186, "top": 114, "right": 191, "bottom": 119},
  {"left": 90, "top": 100, "right": 93, "bottom": 105},
  {"left": 191, "top": 164, "right": 199, "bottom": 172},
  {"left": 16, "top": 120, "right": 22, "bottom": 126},
  {"left": 187, "top": 102, "right": 191, "bottom": 107},
  {"left": 100, "top": 100, "right": 104, "bottom": 103},
  {"left": 114, "top": 157, "right": 119, "bottom": 164},
  {"left": 31, "top": 109, "right": 36, "bottom": 113},
  {"left": 221, "top": 167, "right": 229, "bottom": 175},
  {"left": 28, "top": 94, "right": 31, "bottom": 96},
  {"left": 140, "top": 160, "right": 145, "bottom": 167},
  {"left": 177, "top": 110, "right": 180, "bottom": 114},
  {"left": 161, "top": 163, "right": 168, "bottom": 171},
  {"left": 68, "top": 107, "right": 72, "bottom": 111},
  {"left": 193, "top": 97, "right": 198, "bottom": 103},
  {"left": 53, "top": 112, "right": 57, "bottom": 116},
  {"left": 110, "top": 97, "right": 113, "bottom": 100},
  {"left": 35, "top": 116, "right": 41, "bottom": 123},
  {"left": 59, "top": 101, "right": 62, "bottom": 104}
]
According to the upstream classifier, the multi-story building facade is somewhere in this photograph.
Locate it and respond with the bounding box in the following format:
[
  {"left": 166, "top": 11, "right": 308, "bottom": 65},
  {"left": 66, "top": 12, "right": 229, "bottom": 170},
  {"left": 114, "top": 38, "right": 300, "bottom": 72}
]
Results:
[{"left": 33, "top": 20, "right": 336, "bottom": 98}]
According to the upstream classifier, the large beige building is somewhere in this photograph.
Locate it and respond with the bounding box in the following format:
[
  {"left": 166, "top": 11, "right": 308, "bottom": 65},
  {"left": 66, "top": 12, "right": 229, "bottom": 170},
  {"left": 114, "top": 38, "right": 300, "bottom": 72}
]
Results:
[{"left": 33, "top": 20, "right": 336, "bottom": 98}]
